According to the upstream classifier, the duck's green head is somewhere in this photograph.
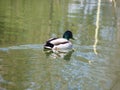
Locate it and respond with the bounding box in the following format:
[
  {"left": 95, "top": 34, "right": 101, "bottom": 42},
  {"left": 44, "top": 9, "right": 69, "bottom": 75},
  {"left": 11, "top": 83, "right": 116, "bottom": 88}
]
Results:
[{"left": 63, "top": 30, "right": 74, "bottom": 40}]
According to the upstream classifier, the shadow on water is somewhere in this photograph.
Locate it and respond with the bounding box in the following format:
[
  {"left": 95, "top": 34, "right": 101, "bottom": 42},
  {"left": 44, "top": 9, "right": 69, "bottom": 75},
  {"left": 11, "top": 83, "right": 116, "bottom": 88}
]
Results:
[{"left": 44, "top": 49, "right": 74, "bottom": 61}]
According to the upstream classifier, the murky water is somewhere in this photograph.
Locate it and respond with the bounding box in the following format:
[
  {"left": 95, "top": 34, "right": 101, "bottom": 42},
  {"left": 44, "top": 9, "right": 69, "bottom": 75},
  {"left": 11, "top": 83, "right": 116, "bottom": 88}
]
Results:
[{"left": 0, "top": 0, "right": 120, "bottom": 90}]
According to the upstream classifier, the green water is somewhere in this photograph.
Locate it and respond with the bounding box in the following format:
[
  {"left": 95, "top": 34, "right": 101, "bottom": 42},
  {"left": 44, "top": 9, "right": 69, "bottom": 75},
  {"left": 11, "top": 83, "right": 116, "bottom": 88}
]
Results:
[{"left": 0, "top": 0, "right": 120, "bottom": 90}]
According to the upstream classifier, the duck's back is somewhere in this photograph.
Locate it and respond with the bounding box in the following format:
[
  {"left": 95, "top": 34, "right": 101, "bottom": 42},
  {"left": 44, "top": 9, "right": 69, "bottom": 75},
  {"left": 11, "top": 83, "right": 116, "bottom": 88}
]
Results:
[
  {"left": 44, "top": 38, "right": 72, "bottom": 50},
  {"left": 50, "top": 38, "right": 69, "bottom": 45}
]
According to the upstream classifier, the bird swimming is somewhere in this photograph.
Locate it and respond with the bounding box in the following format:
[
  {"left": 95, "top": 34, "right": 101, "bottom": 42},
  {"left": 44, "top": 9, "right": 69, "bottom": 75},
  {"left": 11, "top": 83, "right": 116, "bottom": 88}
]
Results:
[{"left": 44, "top": 30, "right": 74, "bottom": 52}]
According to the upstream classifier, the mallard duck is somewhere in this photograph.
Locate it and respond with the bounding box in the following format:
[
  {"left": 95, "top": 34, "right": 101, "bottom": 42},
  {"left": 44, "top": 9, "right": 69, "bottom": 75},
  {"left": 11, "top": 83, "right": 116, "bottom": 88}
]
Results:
[{"left": 44, "top": 30, "right": 74, "bottom": 51}]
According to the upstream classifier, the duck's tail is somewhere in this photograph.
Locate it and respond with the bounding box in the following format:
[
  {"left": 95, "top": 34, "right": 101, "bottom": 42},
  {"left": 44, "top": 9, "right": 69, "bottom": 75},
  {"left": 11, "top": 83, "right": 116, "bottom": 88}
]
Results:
[{"left": 44, "top": 42, "right": 54, "bottom": 50}]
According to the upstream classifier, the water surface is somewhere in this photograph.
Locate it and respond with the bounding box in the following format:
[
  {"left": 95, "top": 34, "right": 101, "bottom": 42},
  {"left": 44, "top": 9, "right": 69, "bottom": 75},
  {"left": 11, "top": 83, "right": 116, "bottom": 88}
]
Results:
[{"left": 0, "top": 0, "right": 120, "bottom": 90}]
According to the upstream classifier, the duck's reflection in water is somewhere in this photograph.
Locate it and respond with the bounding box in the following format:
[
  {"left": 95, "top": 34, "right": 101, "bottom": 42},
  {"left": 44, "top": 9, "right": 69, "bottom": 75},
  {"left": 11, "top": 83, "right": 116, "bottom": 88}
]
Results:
[{"left": 44, "top": 49, "right": 74, "bottom": 61}]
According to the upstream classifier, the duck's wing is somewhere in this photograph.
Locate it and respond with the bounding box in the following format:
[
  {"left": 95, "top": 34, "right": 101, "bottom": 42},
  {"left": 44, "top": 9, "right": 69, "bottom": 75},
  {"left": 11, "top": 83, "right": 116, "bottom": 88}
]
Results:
[
  {"left": 50, "top": 38, "right": 69, "bottom": 45},
  {"left": 44, "top": 38, "right": 69, "bottom": 49}
]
